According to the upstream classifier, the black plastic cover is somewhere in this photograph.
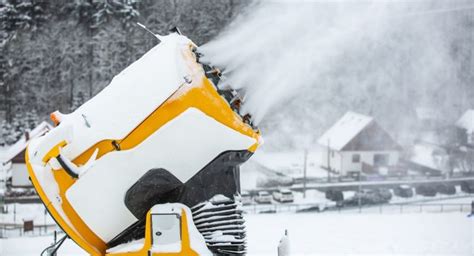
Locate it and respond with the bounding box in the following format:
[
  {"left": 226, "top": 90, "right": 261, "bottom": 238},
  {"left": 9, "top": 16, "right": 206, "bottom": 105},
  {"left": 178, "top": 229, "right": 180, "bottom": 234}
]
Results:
[{"left": 125, "top": 168, "right": 183, "bottom": 219}]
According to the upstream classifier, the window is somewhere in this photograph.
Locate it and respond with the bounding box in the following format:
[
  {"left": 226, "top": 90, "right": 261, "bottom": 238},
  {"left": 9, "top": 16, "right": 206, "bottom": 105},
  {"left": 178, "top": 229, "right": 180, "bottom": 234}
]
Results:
[
  {"left": 352, "top": 154, "right": 360, "bottom": 163},
  {"left": 374, "top": 154, "right": 389, "bottom": 166}
]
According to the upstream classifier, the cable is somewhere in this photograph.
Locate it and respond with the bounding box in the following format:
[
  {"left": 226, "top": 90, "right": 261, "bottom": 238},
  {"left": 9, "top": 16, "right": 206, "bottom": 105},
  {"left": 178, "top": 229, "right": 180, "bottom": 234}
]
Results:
[{"left": 40, "top": 235, "right": 68, "bottom": 256}]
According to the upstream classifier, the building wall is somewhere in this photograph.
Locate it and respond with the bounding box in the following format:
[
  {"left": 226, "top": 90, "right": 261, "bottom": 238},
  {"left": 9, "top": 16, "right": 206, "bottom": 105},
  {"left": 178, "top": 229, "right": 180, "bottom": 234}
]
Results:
[
  {"left": 321, "top": 150, "right": 400, "bottom": 175},
  {"left": 11, "top": 163, "right": 32, "bottom": 187},
  {"left": 457, "top": 127, "right": 474, "bottom": 147},
  {"left": 320, "top": 149, "right": 342, "bottom": 174}
]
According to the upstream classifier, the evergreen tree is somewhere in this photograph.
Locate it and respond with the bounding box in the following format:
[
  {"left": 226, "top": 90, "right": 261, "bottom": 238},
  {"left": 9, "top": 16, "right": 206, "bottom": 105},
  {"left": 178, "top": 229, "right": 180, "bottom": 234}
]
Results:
[
  {"left": 9, "top": 113, "right": 23, "bottom": 143},
  {"left": 3, "top": 121, "right": 17, "bottom": 145},
  {"left": 90, "top": 0, "right": 140, "bottom": 29},
  {"left": 0, "top": 0, "right": 20, "bottom": 45},
  {"left": 1, "top": 110, "right": 38, "bottom": 144},
  {"left": 64, "top": 0, "right": 94, "bottom": 26},
  {"left": 0, "top": 51, "right": 6, "bottom": 116},
  {"left": 70, "top": 91, "right": 86, "bottom": 111},
  {"left": 0, "top": 119, "right": 7, "bottom": 146},
  {"left": 0, "top": 0, "right": 48, "bottom": 44},
  {"left": 24, "top": 108, "right": 38, "bottom": 130}
]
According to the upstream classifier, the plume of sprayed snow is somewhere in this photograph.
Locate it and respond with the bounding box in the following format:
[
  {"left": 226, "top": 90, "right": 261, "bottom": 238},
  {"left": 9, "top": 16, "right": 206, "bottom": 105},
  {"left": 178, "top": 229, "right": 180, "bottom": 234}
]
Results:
[{"left": 200, "top": 1, "right": 474, "bottom": 149}]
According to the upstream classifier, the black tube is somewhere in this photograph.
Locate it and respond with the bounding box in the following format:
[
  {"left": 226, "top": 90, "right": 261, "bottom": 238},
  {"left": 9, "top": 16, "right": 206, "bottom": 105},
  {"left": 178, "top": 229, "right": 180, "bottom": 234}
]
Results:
[
  {"left": 56, "top": 155, "right": 79, "bottom": 179},
  {"left": 40, "top": 235, "right": 68, "bottom": 256}
]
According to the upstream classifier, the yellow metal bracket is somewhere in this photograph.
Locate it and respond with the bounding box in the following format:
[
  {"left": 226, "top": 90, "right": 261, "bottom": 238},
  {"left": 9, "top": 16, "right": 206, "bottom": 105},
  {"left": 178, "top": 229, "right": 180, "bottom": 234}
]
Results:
[{"left": 42, "top": 140, "right": 67, "bottom": 164}]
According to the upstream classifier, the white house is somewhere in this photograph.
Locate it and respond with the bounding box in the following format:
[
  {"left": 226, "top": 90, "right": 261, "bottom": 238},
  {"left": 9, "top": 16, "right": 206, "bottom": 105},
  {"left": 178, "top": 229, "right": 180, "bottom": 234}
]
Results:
[
  {"left": 2, "top": 121, "right": 52, "bottom": 187},
  {"left": 455, "top": 109, "right": 474, "bottom": 147},
  {"left": 318, "top": 112, "right": 401, "bottom": 176}
]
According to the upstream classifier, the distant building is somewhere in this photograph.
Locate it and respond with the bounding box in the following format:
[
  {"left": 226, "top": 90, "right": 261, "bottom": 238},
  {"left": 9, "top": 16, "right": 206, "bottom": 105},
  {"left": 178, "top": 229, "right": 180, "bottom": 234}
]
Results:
[
  {"left": 318, "top": 111, "right": 402, "bottom": 176},
  {"left": 2, "top": 121, "right": 52, "bottom": 187},
  {"left": 406, "top": 143, "right": 448, "bottom": 176},
  {"left": 455, "top": 109, "right": 474, "bottom": 148}
]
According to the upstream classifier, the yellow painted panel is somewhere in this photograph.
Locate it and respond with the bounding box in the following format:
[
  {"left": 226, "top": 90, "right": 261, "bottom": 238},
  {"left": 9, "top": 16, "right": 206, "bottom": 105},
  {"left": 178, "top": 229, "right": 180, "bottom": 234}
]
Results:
[{"left": 41, "top": 140, "right": 67, "bottom": 163}]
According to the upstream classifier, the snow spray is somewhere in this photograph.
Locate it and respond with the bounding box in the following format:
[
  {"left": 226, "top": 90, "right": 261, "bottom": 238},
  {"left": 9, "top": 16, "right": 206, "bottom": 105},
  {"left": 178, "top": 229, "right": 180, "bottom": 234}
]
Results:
[{"left": 200, "top": 0, "right": 474, "bottom": 148}]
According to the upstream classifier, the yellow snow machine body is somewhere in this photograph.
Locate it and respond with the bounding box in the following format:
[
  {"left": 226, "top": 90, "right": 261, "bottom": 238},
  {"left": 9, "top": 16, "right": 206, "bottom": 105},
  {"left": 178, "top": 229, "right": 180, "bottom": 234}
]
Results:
[{"left": 25, "top": 31, "right": 261, "bottom": 255}]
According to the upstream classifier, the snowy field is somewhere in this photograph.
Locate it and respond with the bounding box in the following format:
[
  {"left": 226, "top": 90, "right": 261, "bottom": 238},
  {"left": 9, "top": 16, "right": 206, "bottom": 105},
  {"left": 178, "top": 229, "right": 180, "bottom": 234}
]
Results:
[
  {"left": 247, "top": 212, "right": 473, "bottom": 256},
  {"left": 1, "top": 212, "right": 472, "bottom": 256},
  {"left": 249, "top": 150, "right": 331, "bottom": 179}
]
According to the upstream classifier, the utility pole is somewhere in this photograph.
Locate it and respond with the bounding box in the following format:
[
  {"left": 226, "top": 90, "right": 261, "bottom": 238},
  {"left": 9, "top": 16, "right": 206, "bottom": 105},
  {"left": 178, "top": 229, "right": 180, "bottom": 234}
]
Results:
[
  {"left": 327, "top": 139, "right": 331, "bottom": 183},
  {"left": 358, "top": 172, "right": 362, "bottom": 211},
  {"left": 303, "top": 149, "right": 308, "bottom": 199},
  {"left": 44, "top": 207, "right": 47, "bottom": 234}
]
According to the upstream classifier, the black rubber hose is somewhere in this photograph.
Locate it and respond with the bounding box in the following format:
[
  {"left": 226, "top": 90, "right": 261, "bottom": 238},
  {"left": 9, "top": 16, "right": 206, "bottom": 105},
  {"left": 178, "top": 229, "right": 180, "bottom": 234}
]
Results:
[
  {"left": 56, "top": 155, "right": 79, "bottom": 179},
  {"left": 40, "top": 235, "right": 68, "bottom": 256}
]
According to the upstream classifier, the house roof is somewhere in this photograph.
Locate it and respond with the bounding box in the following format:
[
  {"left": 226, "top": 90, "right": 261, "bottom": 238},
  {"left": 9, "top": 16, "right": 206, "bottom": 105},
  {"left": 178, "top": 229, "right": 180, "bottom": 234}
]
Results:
[
  {"left": 2, "top": 121, "right": 53, "bottom": 164},
  {"left": 456, "top": 109, "right": 474, "bottom": 132},
  {"left": 317, "top": 111, "right": 374, "bottom": 151},
  {"left": 317, "top": 111, "right": 401, "bottom": 151}
]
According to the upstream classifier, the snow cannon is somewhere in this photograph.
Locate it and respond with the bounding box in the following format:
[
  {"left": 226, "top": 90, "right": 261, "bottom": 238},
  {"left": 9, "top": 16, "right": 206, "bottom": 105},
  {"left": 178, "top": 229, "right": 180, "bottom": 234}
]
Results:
[{"left": 25, "top": 31, "right": 261, "bottom": 255}]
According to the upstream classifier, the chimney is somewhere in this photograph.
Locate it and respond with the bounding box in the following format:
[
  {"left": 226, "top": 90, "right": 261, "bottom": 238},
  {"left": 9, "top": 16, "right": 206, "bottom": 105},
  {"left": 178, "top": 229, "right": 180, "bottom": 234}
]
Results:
[{"left": 25, "top": 131, "right": 30, "bottom": 141}]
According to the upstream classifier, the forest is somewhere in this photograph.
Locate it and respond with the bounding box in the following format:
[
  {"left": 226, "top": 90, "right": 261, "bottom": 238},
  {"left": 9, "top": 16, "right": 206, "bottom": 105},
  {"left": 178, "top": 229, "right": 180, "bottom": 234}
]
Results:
[{"left": 0, "top": 0, "right": 246, "bottom": 145}]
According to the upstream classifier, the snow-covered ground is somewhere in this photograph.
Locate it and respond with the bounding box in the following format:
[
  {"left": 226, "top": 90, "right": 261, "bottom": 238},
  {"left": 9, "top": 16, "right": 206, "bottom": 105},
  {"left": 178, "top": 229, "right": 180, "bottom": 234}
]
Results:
[
  {"left": 1, "top": 212, "right": 472, "bottom": 256},
  {"left": 248, "top": 149, "right": 331, "bottom": 179},
  {"left": 247, "top": 212, "right": 473, "bottom": 256},
  {"left": 0, "top": 234, "right": 84, "bottom": 256},
  {"left": 240, "top": 150, "right": 335, "bottom": 190}
]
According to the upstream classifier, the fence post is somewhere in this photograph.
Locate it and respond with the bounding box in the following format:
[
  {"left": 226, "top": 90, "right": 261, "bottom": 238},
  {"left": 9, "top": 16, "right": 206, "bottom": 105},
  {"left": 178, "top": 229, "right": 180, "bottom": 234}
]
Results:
[
  {"left": 400, "top": 204, "right": 402, "bottom": 214},
  {"left": 441, "top": 205, "right": 443, "bottom": 213},
  {"left": 420, "top": 204, "right": 422, "bottom": 213},
  {"left": 460, "top": 204, "right": 463, "bottom": 213},
  {"left": 379, "top": 205, "right": 382, "bottom": 214}
]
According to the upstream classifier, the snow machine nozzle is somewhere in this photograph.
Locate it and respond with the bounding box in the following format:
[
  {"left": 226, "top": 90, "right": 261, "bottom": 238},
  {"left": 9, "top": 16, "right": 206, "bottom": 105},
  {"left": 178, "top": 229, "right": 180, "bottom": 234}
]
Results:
[
  {"left": 25, "top": 32, "right": 261, "bottom": 255},
  {"left": 194, "top": 48, "right": 257, "bottom": 130}
]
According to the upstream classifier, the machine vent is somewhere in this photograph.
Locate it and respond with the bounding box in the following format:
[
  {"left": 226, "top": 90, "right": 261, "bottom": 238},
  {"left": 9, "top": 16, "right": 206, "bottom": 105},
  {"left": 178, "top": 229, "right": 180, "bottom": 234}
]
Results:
[{"left": 191, "top": 195, "right": 247, "bottom": 255}]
